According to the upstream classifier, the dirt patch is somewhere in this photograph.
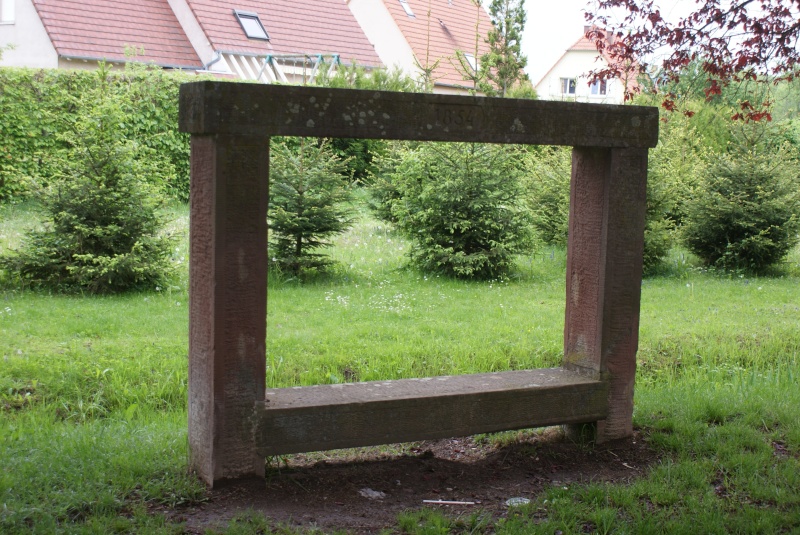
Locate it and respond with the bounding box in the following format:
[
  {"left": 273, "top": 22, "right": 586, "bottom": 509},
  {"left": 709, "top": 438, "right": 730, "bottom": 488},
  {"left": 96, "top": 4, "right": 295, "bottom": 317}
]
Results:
[{"left": 165, "top": 428, "right": 659, "bottom": 533}]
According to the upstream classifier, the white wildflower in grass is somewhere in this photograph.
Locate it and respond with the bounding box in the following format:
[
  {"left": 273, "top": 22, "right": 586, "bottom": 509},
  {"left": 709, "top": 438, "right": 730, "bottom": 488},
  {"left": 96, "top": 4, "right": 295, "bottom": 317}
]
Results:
[
  {"left": 368, "top": 292, "right": 413, "bottom": 313},
  {"left": 324, "top": 290, "right": 350, "bottom": 307}
]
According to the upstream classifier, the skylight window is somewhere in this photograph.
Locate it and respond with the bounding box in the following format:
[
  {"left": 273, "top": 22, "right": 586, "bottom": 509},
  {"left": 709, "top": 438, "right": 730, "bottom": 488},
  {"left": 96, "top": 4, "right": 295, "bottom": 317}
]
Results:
[
  {"left": 398, "top": 0, "right": 415, "bottom": 17},
  {"left": 234, "top": 10, "right": 269, "bottom": 40},
  {"left": 464, "top": 53, "right": 477, "bottom": 72}
]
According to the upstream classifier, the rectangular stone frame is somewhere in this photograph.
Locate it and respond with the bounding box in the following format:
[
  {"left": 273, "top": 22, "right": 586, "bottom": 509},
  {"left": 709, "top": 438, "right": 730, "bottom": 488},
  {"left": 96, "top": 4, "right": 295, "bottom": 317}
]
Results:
[{"left": 179, "top": 82, "right": 658, "bottom": 486}]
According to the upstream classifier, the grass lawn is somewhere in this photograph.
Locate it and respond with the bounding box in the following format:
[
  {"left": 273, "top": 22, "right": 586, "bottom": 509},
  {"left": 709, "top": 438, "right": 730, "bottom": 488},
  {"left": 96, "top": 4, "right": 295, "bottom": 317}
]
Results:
[{"left": 1, "top": 200, "right": 799, "bottom": 533}]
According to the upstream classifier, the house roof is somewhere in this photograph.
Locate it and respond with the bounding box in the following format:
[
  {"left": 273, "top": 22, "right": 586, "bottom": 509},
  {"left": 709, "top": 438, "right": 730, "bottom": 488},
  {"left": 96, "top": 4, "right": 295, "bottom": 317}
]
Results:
[
  {"left": 383, "top": 0, "right": 492, "bottom": 88},
  {"left": 32, "top": 0, "right": 204, "bottom": 69},
  {"left": 534, "top": 29, "right": 614, "bottom": 88},
  {"left": 185, "top": 0, "right": 381, "bottom": 66},
  {"left": 567, "top": 33, "right": 599, "bottom": 53}
]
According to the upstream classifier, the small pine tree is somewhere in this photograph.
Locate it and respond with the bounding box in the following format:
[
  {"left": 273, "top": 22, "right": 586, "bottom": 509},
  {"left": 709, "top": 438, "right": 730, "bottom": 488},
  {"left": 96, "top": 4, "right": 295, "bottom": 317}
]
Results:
[
  {"left": 0, "top": 66, "right": 174, "bottom": 293},
  {"left": 268, "top": 138, "right": 354, "bottom": 276},
  {"left": 682, "top": 144, "right": 800, "bottom": 273},
  {"left": 481, "top": 0, "right": 528, "bottom": 97},
  {"left": 383, "top": 142, "right": 533, "bottom": 279}
]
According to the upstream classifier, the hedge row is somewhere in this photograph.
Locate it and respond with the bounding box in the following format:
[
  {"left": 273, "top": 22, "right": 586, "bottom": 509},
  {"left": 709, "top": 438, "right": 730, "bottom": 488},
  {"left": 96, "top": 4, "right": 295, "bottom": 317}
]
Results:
[{"left": 0, "top": 66, "right": 192, "bottom": 202}]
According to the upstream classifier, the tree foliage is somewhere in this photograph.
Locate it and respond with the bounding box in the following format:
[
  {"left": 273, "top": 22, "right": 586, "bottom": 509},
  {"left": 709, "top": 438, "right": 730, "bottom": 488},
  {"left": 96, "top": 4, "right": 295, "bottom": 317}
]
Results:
[
  {"left": 682, "top": 137, "right": 800, "bottom": 273},
  {"left": 0, "top": 43, "right": 12, "bottom": 60},
  {"left": 0, "top": 67, "right": 191, "bottom": 203},
  {"left": 0, "top": 67, "right": 175, "bottom": 293},
  {"left": 316, "top": 63, "right": 419, "bottom": 92},
  {"left": 524, "top": 147, "right": 571, "bottom": 247},
  {"left": 523, "top": 140, "right": 684, "bottom": 272},
  {"left": 586, "top": 0, "right": 800, "bottom": 119},
  {"left": 376, "top": 142, "right": 533, "bottom": 279},
  {"left": 481, "top": 0, "right": 528, "bottom": 97},
  {"left": 268, "top": 138, "right": 354, "bottom": 277},
  {"left": 645, "top": 112, "right": 709, "bottom": 226}
]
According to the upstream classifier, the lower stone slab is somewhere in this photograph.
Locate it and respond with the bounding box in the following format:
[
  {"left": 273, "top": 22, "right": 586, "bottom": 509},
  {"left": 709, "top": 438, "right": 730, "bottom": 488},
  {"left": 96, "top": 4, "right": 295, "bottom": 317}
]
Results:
[{"left": 255, "top": 368, "right": 608, "bottom": 456}]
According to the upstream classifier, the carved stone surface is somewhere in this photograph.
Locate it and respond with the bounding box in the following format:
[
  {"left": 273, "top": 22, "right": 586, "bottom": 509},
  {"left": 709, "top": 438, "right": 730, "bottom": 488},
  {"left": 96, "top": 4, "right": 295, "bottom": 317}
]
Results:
[
  {"left": 255, "top": 369, "right": 608, "bottom": 456},
  {"left": 180, "top": 82, "right": 657, "bottom": 485},
  {"left": 180, "top": 82, "right": 658, "bottom": 148},
  {"left": 188, "top": 134, "right": 269, "bottom": 485},
  {"left": 563, "top": 148, "right": 648, "bottom": 442}
]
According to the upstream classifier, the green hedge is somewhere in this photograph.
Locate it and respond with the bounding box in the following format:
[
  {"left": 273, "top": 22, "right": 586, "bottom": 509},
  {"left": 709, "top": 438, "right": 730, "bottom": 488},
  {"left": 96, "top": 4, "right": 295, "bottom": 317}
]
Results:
[{"left": 0, "top": 66, "right": 192, "bottom": 202}]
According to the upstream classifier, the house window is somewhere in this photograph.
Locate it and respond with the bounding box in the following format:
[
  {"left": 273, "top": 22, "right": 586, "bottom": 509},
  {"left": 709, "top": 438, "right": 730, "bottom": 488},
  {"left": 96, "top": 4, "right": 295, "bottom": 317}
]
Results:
[
  {"left": 560, "top": 78, "right": 576, "bottom": 95},
  {"left": 0, "top": 0, "right": 15, "bottom": 24},
  {"left": 591, "top": 80, "right": 607, "bottom": 95},
  {"left": 234, "top": 10, "right": 269, "bottom": 40},
  {"left": 398, "top": 0, "right": 415, "bottom": 17}
]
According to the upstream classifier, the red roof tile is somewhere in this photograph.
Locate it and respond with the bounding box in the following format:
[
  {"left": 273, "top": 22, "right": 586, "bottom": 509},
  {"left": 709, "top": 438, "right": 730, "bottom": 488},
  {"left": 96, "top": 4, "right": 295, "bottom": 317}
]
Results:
[
  {"left": 186, "top": 0, "right": 381, "bottom": 66},
  {"left": 32, "top": 0, "right": 203, "bottom": 69},
  {"left": 568, "top": 34, "right": 599, "bottom": 52},
  {"left": 383, "top": 0, "right": 492, "bottom": 87}
]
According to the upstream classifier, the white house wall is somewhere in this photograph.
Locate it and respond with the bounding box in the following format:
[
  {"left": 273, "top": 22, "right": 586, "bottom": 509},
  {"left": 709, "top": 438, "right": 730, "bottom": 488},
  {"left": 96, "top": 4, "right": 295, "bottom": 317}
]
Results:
[
  {"left": 348, "top": 0, "right": 418, "bottom": 77},
  {"left": 0, "top": 0, "right": 58, "bottom": 68},
  {"left": 536, "top": 49, "right": 624, "bottom": 104}
]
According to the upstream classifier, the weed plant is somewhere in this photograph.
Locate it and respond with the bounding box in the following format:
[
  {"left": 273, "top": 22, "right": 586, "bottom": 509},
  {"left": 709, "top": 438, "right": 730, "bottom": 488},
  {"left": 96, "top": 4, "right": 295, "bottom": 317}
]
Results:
[{"left": 1, "top": 201, "right": 799, "bottom": 533}]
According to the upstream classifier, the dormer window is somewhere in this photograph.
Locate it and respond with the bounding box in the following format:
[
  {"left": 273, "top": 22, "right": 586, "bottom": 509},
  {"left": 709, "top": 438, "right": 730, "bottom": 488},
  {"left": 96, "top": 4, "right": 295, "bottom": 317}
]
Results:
[
  {"left": 398, "top": 0, "right": 415, "bottom": 17},
  {"left": 234, "top": 10, "right": 269, "bottom": 40}
]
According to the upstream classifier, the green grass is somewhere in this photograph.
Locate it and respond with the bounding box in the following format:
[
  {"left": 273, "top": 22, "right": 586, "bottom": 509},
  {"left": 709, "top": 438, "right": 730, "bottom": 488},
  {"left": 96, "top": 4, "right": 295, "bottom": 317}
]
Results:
[
  {"left": 484, "top": 368, "right": 800, "bottom": 534},
  {"left": 2, "top": 201, "right": 800, "bottom": 533}
]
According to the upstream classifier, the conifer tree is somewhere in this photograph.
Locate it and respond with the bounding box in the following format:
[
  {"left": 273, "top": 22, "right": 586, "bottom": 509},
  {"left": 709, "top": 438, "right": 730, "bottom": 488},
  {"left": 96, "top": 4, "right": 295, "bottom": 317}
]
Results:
[
  {"left": 0, "top": 66, "right": 174, "bottom": 293},
  {"left": 268, "top": 138, "right": 354, "bottom": 277},
  {"left": 482, "top": 0, "right": 528, "bottom": 97}
]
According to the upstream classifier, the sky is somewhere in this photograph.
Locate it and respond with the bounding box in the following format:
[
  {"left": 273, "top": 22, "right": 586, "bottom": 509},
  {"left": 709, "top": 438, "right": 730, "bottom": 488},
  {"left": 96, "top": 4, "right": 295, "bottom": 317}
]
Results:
[{"left": 521, "top": 0, "right": 588, "bottom": 85}]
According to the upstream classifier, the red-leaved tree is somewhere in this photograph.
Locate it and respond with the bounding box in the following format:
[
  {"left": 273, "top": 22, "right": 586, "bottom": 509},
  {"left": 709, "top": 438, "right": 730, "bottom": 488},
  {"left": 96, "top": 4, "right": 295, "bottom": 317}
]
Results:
[{"left": 585, "top": 0, "right": 800, "bottom": 120}]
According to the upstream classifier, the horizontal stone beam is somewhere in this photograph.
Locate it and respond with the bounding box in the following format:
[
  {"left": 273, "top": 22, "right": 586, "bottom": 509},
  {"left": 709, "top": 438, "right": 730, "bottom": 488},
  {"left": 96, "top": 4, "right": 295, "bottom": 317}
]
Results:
[
  {"left": 180, "top": 82, "right": 659, "bottom": 148},
  {"left": 254, "top": 368, "right": 608, "bottom": 456}
]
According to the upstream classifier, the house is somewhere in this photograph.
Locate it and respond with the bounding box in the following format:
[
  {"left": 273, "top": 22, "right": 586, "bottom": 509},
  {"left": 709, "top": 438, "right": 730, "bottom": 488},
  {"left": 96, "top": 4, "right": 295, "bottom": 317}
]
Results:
[
  {"left": 0, "top": 0, "right": 382, "bottom": 84},
  {"left": 0, "top": 0, "right": 203, "bottom": 70},
  {"left": 172, "top": 0, "right": 381, "bottom": 83},
  {"left": 534, "top": 26, "right": 638, "bottom": 104},
  {"left": 348, "top": 0, "right": 493, "bottom": 94}
]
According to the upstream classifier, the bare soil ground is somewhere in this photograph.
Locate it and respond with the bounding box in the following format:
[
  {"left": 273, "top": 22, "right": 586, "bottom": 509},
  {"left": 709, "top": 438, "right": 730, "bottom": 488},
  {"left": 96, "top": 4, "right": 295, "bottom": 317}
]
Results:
[{"left": 164, "top": 428, "right": 660, "bottom": 534}]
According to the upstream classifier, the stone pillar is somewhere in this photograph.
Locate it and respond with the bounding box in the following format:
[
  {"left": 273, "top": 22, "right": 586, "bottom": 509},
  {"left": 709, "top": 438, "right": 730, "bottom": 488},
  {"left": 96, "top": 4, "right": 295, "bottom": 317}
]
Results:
[
  {"left": 563, "top": 147, "right": 648, "bottom": 442},
  {"left": 188, "top": 134, "right": 269, "bottom": 485}
]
